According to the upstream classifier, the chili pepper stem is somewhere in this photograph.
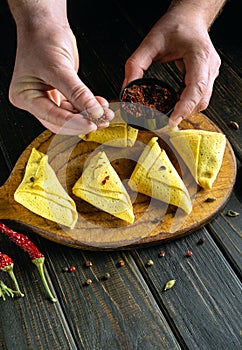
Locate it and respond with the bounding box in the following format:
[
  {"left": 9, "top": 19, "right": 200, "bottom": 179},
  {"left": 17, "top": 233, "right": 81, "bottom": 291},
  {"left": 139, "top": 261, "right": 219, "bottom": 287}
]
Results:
[
  {"left": 0, "top": 280, "right": 20, "bottom": 301},
  {"left": 32, "top": 257, "right": 57, "bottom": 303},
  {"left": 3, "top": 264, "right": 24, "bottom": 297}
]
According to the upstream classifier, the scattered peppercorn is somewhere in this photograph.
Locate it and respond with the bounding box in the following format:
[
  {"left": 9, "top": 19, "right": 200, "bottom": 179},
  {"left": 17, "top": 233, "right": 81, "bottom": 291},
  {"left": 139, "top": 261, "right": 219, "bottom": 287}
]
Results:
[
  {"left": 85, "top": 278, "right": 92, "bottom": 286},
  {"left": 117, "top": 259, "right": 125, "bottom": 267},
  {"left": 197, "top": 237, "right": 205, "bottom": 245},
  {"left": 85, "top": 261, "right": 93, "bottom": 268},
  {"left": 146, "top": 259, "right": 154, "bottom": 267},
  {"left": 158, "top": 250, "right": 165, "bottom": 257},
  {"left": 229, "top": 121, "right": 239, "bottom": 130},
  {"left": 69, "top": 266, "right": 76, "bottom": 273},
  {"left": 185, "top": 250, "right": 193, "bottom": 257},
  {"left": 103, "top": 272, "right": 111, "bottom": 280}
]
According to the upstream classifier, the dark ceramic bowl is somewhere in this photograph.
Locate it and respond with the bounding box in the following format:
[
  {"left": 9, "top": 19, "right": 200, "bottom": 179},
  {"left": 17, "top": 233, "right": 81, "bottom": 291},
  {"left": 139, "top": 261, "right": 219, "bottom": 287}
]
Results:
[{"left": 119, "top": 78, "right": 178, "bottom": 130}]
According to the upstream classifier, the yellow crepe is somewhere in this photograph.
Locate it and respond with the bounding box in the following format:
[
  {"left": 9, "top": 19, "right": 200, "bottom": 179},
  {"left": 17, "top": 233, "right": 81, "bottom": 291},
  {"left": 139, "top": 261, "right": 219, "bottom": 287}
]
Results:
[
  {"left": 79, "top": 110, "right": 138, "bottom": 147},
  {"left": 169, "top": 129, "right": 226, "bottom": 189},
  {"left": 128, "top": 137, "right": 192, "bottom": 214},
  {"left": 14, "top": 148, "right": 78, "bottom": 228},
  {"left": 72, "top": 151, "right": 134, "bottom": 224}
]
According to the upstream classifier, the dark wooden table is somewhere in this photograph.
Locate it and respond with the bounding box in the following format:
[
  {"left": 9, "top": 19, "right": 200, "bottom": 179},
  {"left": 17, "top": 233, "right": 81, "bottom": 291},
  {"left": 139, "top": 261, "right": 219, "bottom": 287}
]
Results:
[{"left": 0, "top": 1, "right": 241, "bottom": 349}]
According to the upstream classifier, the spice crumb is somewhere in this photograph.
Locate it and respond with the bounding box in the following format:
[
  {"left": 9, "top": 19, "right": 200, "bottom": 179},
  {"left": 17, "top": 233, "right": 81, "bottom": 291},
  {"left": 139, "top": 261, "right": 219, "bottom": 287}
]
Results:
[
  {"left": 85, "top": 279, "right": 92, "bottom": 286},
  {"left": 85, "top": 260, "right": 93, "bottom": 267},
  {"left": 146, "top": 259, "right": 154, "bottom": 267},
  {"left": 158, "top": 250, "right": 165, "bottom": 257},
  {"left": 103, "top": 273, "right": 111, "bottom": 280},
  {"left": 226, "top": 210, "right": 239, "bottom": 217},
  {"left": 62, "top": 267, "right": 69, "bottom": 273},
  {"left": 69, "top": 265, "right": 76, "bottom": 272},
  {"left": 229, "top": 121, "right": 239, "bottom": 130},
  {"left": 197, "top": 237, "right": 205, "bottom": 245},
  {"left": 185, "top": 250, "right": 193, "bottom": 257},
  {"left": 117, "top": 259, "right": 125, "bottom": 267}
]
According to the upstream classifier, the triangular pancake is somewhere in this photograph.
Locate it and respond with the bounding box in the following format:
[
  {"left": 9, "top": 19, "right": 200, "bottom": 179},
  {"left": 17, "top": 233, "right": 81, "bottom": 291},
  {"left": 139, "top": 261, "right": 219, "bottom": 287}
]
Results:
[
  {"left": 72, "top": 151, "right": 134, "bottom": 224},
  {"left": 79, "top": 109, "right": 138, "bottom": 147},
  {"left": 14, "top": 148, "right": 78, "bottom": 228},
  {"left": 169, "top": 129, "right": 226, "bottom": 189},
  {"left": 79, "top": 119, "right": 138, "bottom": 147},
  {"left": 128, "top": 137, "right": 192, "bottom": 214}
]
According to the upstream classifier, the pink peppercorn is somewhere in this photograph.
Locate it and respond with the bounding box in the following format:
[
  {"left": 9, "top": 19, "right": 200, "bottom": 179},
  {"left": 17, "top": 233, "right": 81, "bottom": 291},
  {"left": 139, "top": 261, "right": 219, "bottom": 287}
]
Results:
[
  {"left": 185, "top": 250, "right": 193, "bottom": 257},
  {"left": 69, "top": 265, "right": 76, "bottom": 272}
]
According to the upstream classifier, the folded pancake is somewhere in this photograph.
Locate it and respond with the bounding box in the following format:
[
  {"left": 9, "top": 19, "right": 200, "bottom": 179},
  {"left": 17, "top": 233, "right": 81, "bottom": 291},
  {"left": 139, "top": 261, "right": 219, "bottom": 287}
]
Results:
[
  {"left": 72, "top": 151, "right": 134, "bottom": 224},
  {"left": 169, "top": 129, "right": 226, "bottom": 189},
  {"left": 128, "top": 137, "right": 192, "bottom": 214},
  {"left": 14, "top": 148, "right": 78, "bottom": 228},
  {"left": 79, "top": 110, "right": 138, "bottom": 147}
]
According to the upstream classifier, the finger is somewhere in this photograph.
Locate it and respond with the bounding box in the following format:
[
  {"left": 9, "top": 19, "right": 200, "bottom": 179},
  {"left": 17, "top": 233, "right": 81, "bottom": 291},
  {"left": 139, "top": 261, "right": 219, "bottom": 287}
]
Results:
[
  {"left": 48, "top": 68, "right": 107, "bottom": 121},
  {"left": 24, "top": 95, "right": 99, "bottom": 135},
  {"left": 123, "top": 46, "right": 153, "bottom": 86},
  {"left": 169, "top": 53, "right": 210, "bottom": 124}
]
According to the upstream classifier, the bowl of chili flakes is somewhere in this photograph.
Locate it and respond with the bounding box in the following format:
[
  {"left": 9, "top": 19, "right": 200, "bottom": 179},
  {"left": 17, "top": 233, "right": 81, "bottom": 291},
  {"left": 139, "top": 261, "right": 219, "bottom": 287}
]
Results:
[{"left": 119, "top": 78, "right": 178, "bottom": 130}]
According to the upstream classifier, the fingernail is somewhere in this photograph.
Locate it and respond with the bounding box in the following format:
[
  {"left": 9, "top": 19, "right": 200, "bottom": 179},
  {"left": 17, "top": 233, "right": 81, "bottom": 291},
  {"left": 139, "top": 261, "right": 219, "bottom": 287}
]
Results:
[{"left": 169, "top": 116, "right": 183, "bottom": 127}]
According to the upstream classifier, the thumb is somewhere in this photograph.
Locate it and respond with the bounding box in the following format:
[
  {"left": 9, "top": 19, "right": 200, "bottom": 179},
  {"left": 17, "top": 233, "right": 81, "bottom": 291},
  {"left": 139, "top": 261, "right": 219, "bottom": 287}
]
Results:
[
  {"left": 124, "top": 46, "right": 153, "bottom": 86},
  {"left": 55, "top": 69, "right": 105, "bottom": 120}
]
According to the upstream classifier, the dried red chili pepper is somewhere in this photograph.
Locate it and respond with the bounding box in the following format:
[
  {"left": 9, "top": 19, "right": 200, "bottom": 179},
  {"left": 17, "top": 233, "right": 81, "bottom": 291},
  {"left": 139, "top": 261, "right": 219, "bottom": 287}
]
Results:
[
  {"left": 0, "top": 222, "right": 57, "bottom": 302},
  {"left": 0, "top": 252, "right": 24, "bottom": 297}
]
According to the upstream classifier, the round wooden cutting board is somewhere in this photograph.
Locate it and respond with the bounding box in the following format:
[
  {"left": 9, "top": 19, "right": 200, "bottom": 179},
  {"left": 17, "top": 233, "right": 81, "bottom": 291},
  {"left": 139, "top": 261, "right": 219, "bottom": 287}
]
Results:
[{"left": 0, "top": 113, "right": 237, "bottom": 250}]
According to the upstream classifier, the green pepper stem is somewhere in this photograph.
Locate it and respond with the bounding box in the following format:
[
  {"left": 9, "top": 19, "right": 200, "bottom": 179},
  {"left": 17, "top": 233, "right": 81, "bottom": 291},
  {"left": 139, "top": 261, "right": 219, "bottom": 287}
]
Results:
[
  {"left": 3, "top": 264, "right": 24, "bottom": 297},
  {"left": 32, "top": 257, "right": 57, "bottom": 303}
]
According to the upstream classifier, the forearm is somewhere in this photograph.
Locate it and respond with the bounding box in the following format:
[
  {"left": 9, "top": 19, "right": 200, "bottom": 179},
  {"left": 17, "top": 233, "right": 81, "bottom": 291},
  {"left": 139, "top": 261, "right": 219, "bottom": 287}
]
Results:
[
  {"left": 7, "top": 0, "right": 69, "bottom": 30},
  {"left": 168, "top": 0, "right": 227, "bottom": 29}
]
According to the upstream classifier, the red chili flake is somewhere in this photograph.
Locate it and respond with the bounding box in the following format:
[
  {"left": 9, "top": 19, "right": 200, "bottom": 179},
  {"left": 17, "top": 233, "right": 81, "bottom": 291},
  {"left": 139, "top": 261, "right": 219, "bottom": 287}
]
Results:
[
  {"left": 117, "top": 259, "right": 125, "bottom": 267},
  {"left": 69, "top": 266, "right": 76, "bottom": 273},
  {"left": 185, "top": 250, "right": 193, "bottom": 257},
  {"left": 121, "top": 83, "right": 175, "bottom": 116},
  {"left": 158, "top": 250, "right": 165, "bottom": 257},
  {"left": 101, "top": 176, "right": 110, "bottom": 185}
]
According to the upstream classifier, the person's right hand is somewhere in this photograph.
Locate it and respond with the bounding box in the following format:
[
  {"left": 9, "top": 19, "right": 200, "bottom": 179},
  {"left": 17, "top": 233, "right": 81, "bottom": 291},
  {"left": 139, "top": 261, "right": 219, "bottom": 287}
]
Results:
[{"left": 9, "top": 22, "right": 114, "bottom": 135}]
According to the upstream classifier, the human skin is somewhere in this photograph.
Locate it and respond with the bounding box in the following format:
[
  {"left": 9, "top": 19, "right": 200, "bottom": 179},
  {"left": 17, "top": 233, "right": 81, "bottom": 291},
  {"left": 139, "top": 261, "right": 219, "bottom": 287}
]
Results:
[
  {"left": 124, "top": 0, "right": 227, "bottom": 126},
  {"left": 7, "top": 0, "right": 226, "bottom": 134},
  {"left": 7, "top": 0, "right": 114, "bottom": 135}
]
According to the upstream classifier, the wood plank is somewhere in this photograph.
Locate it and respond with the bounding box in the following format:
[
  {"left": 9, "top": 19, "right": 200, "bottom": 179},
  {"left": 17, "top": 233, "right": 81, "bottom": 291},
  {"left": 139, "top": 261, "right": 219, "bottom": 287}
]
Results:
[
  {"left": 132, "top": 228, "right": 242, "bottom": 350},
  {"left": 0, "top": 233, "right": 182, "bottom": 350}
]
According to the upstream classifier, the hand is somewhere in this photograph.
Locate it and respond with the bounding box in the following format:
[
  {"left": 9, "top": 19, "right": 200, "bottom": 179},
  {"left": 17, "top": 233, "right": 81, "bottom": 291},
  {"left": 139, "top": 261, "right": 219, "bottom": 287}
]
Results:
[
  {"left": 9, "top": 23, "right": 114, "bottom": 135},
  {"left": 123, "top": 10, "right": 221, "bottom": 126}
]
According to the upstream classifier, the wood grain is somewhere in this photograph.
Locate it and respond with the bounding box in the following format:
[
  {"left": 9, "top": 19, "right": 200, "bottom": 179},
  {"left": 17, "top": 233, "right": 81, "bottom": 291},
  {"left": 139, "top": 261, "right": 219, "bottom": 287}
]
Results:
[{"left": 0, "top": 113, "right": 237, "bottom": 250}]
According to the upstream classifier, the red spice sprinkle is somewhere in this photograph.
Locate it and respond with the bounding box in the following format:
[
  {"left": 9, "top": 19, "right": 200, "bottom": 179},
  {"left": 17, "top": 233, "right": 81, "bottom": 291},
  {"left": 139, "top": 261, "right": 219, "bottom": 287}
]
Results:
[
  {"left": 69, "top": 265, "right": 76, "bottom": 272},
  {"left": 101, "top": 176, "right": 110, "bottom": 185},
  {"left": 185, "top": 250, "right": 193, "bottom": 257},
  {"left": 118, "top": 259, "right": 125, "bottom": 267},
  {"left": 158, "top": 250, "right": 165, "bottom": 257}
]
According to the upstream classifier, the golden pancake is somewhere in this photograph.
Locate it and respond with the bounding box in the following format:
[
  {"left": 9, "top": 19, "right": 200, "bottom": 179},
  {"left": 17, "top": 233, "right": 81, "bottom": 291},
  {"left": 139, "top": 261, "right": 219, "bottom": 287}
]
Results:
[
  {"left": 72, "top": 151, "right": 134, "bottom": 224},
  {"left": 14, "top": 148, "right": 78, "bottom": 228},
  {"left": 128, "top": 137, "right": 192, "bottom": 214},
  {"left": 169, "top": 129, "right": 226, "bottom": 189},
  {"left": 79, "top": 111, "right": 138, "bottom": 148}
]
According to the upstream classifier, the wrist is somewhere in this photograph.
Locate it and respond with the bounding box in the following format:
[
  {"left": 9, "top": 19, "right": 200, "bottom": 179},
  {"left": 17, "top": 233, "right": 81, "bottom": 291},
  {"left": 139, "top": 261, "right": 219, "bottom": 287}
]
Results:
[
  {"left": 167, "top": 0, "right": 226, "bottom": 29},
  {"left": 8, "top": 0, "right": 69, "bottom": 32}
]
